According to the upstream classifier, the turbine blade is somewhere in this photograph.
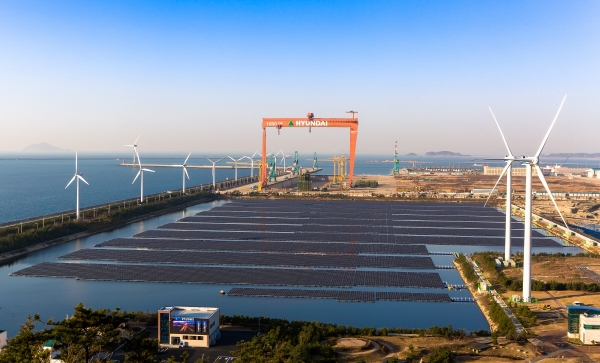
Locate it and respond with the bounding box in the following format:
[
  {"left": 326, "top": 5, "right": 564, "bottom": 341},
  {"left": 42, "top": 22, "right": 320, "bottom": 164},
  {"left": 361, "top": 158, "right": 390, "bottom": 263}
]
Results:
[
  {"left": 184, "top": 167, "right": 190, "bottom": 179},
  {"left": 184, "top": 152, "right": 191, "bottom": 165},
  {"left": 534, "top": 164, "right": 569, "bottom": 229},
  {"left": 134, "top": 135, "right": 140, "bottom": 145},
  {"left": 484, "top": 161, "right": 512, "bottom": 207},
  {"left": 132, "top": 170, "right": 141, "bottom": 184},
  {"left": 75, "top": 151, "right": 78, "bottom": 173},
  {"left": 78, "top": 175, "right": 89, "bottom": 185},
  {"left": 489, "top": 107, "right": 513, "bottom": 157},
  {"left": 143, "top": 168, "right": 155, "bottom": 172},
  {"left": 535, "top": 95, "right": 567, "bottom": 158},
  {"left": 65, "top": 175, "right": 76, "bottom": 189}
]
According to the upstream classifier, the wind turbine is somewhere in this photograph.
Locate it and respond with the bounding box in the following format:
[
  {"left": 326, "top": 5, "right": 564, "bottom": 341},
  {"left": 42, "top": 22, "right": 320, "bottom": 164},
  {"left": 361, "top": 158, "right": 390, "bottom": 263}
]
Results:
[
  {"left": 124, "top": 135, "right": 140, "bottom": 167},
  {"left": 228, "top": 156, "right": 245, "bottom": 181},
  {"left": 486, "top": 95, "right": 569, "bottom": 302},
  {"left": 170, "top": 153, "right": 191, "bottom": 193},
  {"left": 65, "top": 152, "right": 89, "bottom": 219},
  {"left": 248, "top": 151, "right": 260, "bottom": 177},
  {"left": 484, "top": 108, "right": 517, "bottom": 261},
  {"left": 204, "top": 156, "right": 224, "bottom": 189},
  {"left": 132, "top": 150, "right": 155, "bottom": 202},
  {"left": 277, "top": 150, "right": 291, "bottom": 173}
]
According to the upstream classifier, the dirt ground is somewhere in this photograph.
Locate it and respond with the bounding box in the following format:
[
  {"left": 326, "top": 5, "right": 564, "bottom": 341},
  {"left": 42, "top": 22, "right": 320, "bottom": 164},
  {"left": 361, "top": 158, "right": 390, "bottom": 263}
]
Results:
[
  {"left": 334, "top": 335, "right": 538, "bottom": 363},
  {"left": 502, "top": 256, "right": 600, "bottom": 284}
]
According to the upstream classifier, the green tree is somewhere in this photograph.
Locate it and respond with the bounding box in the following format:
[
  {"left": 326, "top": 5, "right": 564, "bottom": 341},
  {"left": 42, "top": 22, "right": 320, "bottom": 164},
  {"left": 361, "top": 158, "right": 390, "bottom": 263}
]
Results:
[
  {"left": 180, "top": 351, "right": 190, "bottom": 363},
  {"left": 428, "top": 347, "right": 453, "bottom": 363},
  {"left": 50, "top": 303, "right": 127, "bottom": 363},
  {"left": 123, "top": 331, "right": 159, "bottom": 363},
  {"left": 0, "top": 314, "right": 51, "bottom": 363}
]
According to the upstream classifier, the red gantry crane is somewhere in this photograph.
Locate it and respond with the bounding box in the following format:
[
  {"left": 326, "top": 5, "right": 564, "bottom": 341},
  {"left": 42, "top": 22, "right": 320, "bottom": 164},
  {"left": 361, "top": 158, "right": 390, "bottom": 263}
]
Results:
[{"left": 261, "top": 112, "right": 359, "bottom": 187}]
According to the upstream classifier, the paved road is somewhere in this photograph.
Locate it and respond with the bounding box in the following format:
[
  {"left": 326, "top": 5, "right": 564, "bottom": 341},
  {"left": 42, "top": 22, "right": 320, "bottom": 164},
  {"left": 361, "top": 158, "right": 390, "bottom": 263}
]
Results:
[{"left": 576, "top": 265, "right": 600, "bottom": 283}]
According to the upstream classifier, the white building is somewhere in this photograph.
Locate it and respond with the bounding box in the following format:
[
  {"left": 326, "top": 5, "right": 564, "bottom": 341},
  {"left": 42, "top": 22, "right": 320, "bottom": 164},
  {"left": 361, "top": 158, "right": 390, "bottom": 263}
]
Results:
[
  {"left": 567, "top": 305, "right": 600, "bottom": 344},
  {"left": 579, "top": 312, "right": 600, "bottom": 345},
  {"left": 158, "top": 306, "right": 221, "bottom": 348},
  {"left": 586, "top": 168, "right": 600, "bottom": 178},
  {"left": 0, "top": 330, "right": 7, "bottom": 353}
]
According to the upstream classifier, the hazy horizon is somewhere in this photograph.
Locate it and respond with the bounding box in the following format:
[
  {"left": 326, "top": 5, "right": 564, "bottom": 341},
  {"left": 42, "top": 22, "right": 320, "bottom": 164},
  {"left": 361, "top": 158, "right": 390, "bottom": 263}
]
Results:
[{"left": 1, "top": 1, "right": 599, "bottom": 156}]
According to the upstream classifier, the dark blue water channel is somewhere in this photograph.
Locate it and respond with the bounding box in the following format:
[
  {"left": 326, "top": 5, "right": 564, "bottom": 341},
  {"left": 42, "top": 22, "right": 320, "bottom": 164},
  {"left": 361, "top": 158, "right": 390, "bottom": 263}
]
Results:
[{"left": 1, "top": 199, "right": 585, "bottom": 338}]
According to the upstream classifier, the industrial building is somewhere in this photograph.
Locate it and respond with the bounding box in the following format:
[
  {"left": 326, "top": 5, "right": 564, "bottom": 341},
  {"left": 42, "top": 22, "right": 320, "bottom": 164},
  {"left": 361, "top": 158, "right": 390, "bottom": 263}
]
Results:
[
  {"left": 483, "top": 165, "right": 538, "bottom": 176},
  {"left": 567, "top": 305, "right": 600, "bottom": 344},
  {"left": 158, "top": 306, "right": 221, "bottom": 348}
]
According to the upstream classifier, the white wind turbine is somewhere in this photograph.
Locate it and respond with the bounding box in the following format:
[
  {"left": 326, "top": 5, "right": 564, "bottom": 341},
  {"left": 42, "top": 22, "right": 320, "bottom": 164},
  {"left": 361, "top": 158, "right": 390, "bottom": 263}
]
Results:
[
  {"left": 132, "top": 149, "right": 155, "bottom": 202},
  {"left": 276, "top": 150, "right": 291, "bottom": 173},
  {"left": 204, "top": 156, "right": 224, "bottom": 189},
  {"left": 487, "top": 95, "right": 570, "bottom": 302},
  {"left": 170, "top": 153, "right": 191, "bottom": 194},
  {"left": 124, "top": 135, "right": 140, "bottom": 166},
  {"left": 484, "top": 108, "right": 517, "bottom": 261},
  {"left": 228, "top": 156, "right": 245, "bottom": 181},
  {"left": 248, "top": 151, "right": 260, "bottom": 177},
  {"left": 65, "top": 152, "right": 89, "bottom": 219}
]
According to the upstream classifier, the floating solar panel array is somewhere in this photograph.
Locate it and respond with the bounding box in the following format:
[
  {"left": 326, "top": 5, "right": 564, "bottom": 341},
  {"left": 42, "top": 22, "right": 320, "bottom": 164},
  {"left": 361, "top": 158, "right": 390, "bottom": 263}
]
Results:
[
  {"left": 60, "top": 249, "right": 436, "bottom": 269},
  {"left": 96, "top": 238, "right": 430, "bottom": 255},
  {"left": 12, "top": 262, "right": 445, "bottom": 288},
  {"left": 226, "top": 287, "right": 452, "bottom": 303},
  {"left": 13, "top": 199, "right": 563, "bottom": 307}
]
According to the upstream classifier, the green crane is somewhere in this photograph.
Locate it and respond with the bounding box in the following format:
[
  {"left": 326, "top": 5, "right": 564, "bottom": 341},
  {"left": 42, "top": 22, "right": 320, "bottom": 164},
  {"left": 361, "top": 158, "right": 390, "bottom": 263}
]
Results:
[
  {"left": 292, "top": 151, "right": 300, "bottom": 175},
  {"left": 393, "top": 141, "right": 400, "bottom": 175},
  {"left": 267, "top": 154, "right": 277, "bottom": 182}
]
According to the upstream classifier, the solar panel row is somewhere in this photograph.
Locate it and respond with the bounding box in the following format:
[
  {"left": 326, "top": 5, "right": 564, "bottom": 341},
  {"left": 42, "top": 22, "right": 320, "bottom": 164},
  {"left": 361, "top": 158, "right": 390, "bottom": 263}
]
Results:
[
  {"left": 156, "top": 222, "right": 538, "bottom": 237},
  {"left": 136, "top": 229, "right": 558, "bottom": 246},
  {"left": 60, "top": 249, "right": 437, "bottom": 269},
  {"left": 181, "top": 216, "right": 506, "bottom": 228},
  {"left": 11, "top": 262, "right": 445, "bottom": 288},
  {"left": 196, "top": 211, "right": 506, "bottom": 222},
  {"left": 226, "top": 287, "right": 454, "bottom": 303},
  {"left": 96, "top": 238, "right": 430, "bottom": 255}
]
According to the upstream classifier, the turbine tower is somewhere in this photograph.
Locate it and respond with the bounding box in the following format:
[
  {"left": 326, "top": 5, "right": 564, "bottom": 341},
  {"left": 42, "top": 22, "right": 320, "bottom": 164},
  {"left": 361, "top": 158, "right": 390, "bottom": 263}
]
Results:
[
  {"left": 487, "top": 95, "right": 569, "bottom": 302},
  {"left": 248, "top": 151, "right": 260, "bottom": 177},
  {"left": 132, "top": 149, "right": 155, "bottom": 202},
  {"left": 124, "top": 135, "right": 140, "bottom": 167},
  {"left": 170, "top": 153, "right": 191, "bottom": 193},
  {"left": 65, "top": 152, "right": 89, "bottom": 219},
  {"left": 228, "top": 156, "right": 245, "bottom": 181},
  {"left": 204, "top": 156, "right": 224, "bottom": 189},
  {"left": 484, "top": 108, "right": 517, "bottom": 261}
]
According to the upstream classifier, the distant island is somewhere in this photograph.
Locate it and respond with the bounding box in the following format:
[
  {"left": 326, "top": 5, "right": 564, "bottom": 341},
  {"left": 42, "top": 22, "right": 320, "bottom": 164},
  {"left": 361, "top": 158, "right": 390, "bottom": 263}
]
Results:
[
  {"left": 405, "top": 153, "right": 418, "bottom": 156},
  {"left": 22, "top": 142, "right": 70, "bottom": 153},
  {"left": 543, "top": 153, "right": 600, "bottom": 159},
  {"left": 425, "top": 151, "right": 469, "bottom": 157}
]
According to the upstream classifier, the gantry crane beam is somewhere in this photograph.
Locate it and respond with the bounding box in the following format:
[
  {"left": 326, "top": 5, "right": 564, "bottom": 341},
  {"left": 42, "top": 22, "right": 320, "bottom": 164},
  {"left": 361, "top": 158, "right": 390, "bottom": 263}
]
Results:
[{"left": 261, "top": 117, "right": 358, "bottom": 187}]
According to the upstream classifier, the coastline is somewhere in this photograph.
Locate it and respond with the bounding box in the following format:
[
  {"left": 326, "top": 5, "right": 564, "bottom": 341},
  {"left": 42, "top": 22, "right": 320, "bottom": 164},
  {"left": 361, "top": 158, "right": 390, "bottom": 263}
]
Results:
[{"left": 0, "top": 195, "right": 218, "bottom": 265}]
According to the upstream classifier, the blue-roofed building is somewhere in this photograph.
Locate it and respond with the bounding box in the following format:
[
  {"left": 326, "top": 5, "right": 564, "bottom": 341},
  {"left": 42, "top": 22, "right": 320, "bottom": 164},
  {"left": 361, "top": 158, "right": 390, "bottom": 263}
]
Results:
[{"left": 567, "top": 305, "right": 600, "bottom": 344}]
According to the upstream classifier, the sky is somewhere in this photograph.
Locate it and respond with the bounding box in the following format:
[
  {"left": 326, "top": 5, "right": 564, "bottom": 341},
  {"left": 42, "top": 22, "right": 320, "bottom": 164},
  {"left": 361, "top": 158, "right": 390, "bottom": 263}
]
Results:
[{"left": 1, "top": 0, "right": 599, "bottom": 157}]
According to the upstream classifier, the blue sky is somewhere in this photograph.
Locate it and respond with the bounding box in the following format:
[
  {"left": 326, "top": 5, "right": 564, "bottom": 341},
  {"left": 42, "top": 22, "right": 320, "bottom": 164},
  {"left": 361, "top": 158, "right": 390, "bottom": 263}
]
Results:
[{"left": 1, "top": 1, "right": 598, "bottom": 156}]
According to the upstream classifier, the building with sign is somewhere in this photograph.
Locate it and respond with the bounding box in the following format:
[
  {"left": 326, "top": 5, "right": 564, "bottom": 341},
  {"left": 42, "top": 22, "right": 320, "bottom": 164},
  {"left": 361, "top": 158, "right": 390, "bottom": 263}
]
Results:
[
  {"left": 158, "top": 306, "right": 220, "bottom": 348},
  {"left": 567, "top": 305, "right": 600, "bottom": 344}
]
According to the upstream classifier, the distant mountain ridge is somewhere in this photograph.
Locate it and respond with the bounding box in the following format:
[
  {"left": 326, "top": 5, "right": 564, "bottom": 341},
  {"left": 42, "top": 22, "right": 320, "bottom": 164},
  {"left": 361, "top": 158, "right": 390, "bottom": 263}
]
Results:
[
  {"left": 425, "top": 151, "right": 469, "bottom": 157},
  {"left": 22, "top": 142, "right": 70, "bottom": 153},
  {"left": 543, "top": 153, "right": 600, "bottom": 159}
]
